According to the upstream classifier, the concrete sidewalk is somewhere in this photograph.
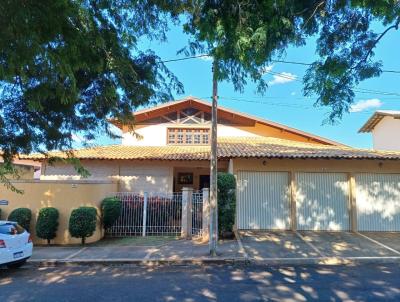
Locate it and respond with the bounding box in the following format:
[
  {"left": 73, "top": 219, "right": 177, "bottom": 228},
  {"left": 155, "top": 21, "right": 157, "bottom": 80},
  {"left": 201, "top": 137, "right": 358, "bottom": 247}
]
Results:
[
  {"left": 28, "top": 232, "right": 400, "bottom": 267},
  {"left": 30, "top": 237, "right": 245, "bottom": 266}
]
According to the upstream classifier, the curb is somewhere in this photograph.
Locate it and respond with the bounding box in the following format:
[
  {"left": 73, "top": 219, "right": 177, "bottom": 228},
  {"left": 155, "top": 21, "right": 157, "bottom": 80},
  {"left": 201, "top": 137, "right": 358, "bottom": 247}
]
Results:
[{"left": 28, "top": 257, "right": 250, "bottom": 267}]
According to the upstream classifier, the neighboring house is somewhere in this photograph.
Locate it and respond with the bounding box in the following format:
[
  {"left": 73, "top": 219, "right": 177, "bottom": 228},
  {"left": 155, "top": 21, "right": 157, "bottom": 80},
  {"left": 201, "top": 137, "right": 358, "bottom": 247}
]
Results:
[
  {"left": 0, "top": 158, "right": 41, "bottom": 179},
  {"left": 359, "top": 110, "right": 400, "bottom": 150},
  {"left": 24, "top": 97, "right": 400, "bottom": 232}
]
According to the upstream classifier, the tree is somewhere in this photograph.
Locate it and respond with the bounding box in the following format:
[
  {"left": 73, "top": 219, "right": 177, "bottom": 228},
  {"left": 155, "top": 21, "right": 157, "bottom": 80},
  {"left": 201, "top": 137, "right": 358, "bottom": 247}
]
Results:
[
  {"left": 0, "top": 0, "right": 184, "bottom": 189},
  {"left": 180, "top": 1, "right": 400, "bottom": 121}
]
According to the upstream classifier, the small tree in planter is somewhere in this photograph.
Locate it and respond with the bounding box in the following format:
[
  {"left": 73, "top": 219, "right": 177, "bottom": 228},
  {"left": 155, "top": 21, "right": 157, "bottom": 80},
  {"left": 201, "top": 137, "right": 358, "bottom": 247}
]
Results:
[
  {"left": 101, "top": 197, "right": 121, "bottom": 230},
  {"left": 8, "top": 208, "right": 32, "bottom": 231},
  {"left": 36, "top": 207, "right": 59, "bottom": 245},
  {"left": 217, "top": 173, "right": 236, "bottom": 238},
  {"left": 69, "top": 207, "right": 97, "bottom": 245}
]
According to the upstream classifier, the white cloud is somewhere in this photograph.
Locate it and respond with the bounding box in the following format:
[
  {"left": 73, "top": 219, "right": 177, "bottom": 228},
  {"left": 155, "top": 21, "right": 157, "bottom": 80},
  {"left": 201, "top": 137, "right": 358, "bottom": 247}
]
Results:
[
  {"left": 268, "top": 72, "right": 297, "bottom": 86},
  {"left": 350, "top": 99, "right": 383, "bottom": 113}
]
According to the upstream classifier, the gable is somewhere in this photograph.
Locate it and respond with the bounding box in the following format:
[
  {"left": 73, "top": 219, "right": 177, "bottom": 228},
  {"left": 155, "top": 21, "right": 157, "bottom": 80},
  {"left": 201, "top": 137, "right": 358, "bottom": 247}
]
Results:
[{"left": 111, "top": 96, "right": 343, "bottom": 146}]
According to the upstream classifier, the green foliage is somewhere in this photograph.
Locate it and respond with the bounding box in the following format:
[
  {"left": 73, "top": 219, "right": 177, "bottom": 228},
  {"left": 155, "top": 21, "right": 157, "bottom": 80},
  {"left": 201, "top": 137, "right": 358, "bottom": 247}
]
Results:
[
  {"left": 8, "top": 208, "right": 32, "bottom": 231},
  {"left": 217, "top": 173, "right": 236, "bottom": 235},
  {"left": 0, "top": 208, "right": 2, "bottom": 219},
  {"left": 69, "top": 207, "right": 97, "bottom": 244},
  {"left": 36, "top": 207, "right": 59, "bottom": 245},
  {"left": 180, "top": 1, "right": 400, "bottom": 121},
  {"left": 0, "top": 0, "right": 184, "bottom": 187},
  {"left": 101, "top": 197, "right": 122, "bottom": 229}
]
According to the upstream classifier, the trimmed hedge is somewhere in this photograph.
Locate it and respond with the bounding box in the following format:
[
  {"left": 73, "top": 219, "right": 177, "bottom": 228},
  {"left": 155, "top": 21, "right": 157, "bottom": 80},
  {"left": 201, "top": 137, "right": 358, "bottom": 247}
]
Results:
[
  {"left": 8, "top": 208, "right": 32, "bottom": 231},
  {"left": 101, "top": 197, "right": 121, "bottom": 229},
  {"left": 217, "top": 172, "right": 236, "bottom": 236},
  {"left": 36, "top": 207, "right": 59, "bottom": 245},
  {"left": 69, "top": 207, "right": 97, "bottom": 244}
]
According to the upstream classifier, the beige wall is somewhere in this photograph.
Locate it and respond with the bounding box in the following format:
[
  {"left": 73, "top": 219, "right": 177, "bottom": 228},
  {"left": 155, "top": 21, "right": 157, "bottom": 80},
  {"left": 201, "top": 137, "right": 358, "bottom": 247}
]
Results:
[
  {"left": 0, "top": 180, "right": 117, "bottom": 245},
  {"left": 41, "top": 159, "right": 230, "bottom": 193}
]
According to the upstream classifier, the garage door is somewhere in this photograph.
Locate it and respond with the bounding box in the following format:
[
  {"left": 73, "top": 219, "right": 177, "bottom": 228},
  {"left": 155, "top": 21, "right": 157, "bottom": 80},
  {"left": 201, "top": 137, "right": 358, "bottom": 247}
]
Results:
[
  {"left": 355, "top": 173, "right": 400, "bottom": 231},
  {"left": 236, "top": 171, "right": 290, "bottom": 230},
  {"left": 296, "top": 173, "right": 350, "bottom": 231}
]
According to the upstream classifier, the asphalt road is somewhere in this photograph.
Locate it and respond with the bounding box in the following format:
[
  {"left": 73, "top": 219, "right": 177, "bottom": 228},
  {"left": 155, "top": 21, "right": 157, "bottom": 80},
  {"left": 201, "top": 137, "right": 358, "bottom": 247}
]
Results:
[{"left": 1, "top": 263, "right": 400, "bottom": 301}]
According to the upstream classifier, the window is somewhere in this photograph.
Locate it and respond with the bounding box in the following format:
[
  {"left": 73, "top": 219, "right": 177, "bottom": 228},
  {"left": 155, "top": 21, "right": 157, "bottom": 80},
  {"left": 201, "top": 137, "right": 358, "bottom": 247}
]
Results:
[{"left": 167, "top": 128, "right": 210, "bottom": 145}]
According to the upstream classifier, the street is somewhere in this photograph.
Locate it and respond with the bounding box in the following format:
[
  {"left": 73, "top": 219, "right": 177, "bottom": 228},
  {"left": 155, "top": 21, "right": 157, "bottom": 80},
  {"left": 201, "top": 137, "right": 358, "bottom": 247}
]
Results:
[{"left": 1, "top": 263, "right": 400, "bottom": 301}]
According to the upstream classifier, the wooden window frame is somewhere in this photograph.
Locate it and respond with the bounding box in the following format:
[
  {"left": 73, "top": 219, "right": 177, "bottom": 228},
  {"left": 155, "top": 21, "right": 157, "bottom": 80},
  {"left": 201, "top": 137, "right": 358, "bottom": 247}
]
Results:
[{"left": 167, "top": 128, "right": 210, "bottom": 145}]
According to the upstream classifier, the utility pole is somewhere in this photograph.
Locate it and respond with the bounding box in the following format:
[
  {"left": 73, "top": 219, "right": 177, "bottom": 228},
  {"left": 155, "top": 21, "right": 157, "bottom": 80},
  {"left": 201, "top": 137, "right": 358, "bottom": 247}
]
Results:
[{"left": 209, "top": 58, "right": 218, "bottom": 256}]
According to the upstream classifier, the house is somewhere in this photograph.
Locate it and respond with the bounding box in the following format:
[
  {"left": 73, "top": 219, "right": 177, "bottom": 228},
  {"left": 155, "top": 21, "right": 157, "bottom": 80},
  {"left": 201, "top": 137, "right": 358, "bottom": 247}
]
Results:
[
  {"left": 359, "top": 110, "right": 400, "bottom": 151},
  {"left": 24, "top": 97, "right": 400, "bottom": 232}
]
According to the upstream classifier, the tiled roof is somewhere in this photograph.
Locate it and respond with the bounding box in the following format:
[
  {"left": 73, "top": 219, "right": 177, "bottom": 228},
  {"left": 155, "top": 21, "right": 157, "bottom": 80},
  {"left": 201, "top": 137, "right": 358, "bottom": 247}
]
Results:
[
  {"left": 21, "top": 136, "right": 400, "bottom": 161},
  {"left": 359, "top": 110, "right": 400, "bottom": 133}
]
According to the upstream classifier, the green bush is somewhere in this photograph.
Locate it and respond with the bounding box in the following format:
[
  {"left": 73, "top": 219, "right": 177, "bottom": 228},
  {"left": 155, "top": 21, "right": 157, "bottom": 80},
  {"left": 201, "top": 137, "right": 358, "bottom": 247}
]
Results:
[
  {"left": 36, "top": 207, "right": 59, "bottom": 245},
  {"left": 8, "top": 208, "right": 32, "bottom": 231},
  {"left": 101, "top": 197, "right": 121, "bottom": 229},
  {"left": 69, "top": 207, "right": 97, "bottom": 244},
  {"left": 217, "top": 173, "right": 236, "bottom": 236},
  {"left": 0, "top": 208, "right": 2, "bottom": 220}
]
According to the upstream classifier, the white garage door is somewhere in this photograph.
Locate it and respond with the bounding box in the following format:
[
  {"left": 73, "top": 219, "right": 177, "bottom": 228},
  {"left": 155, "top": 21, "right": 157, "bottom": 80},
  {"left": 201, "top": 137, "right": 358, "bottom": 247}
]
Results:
[
  {"left": 236, "top": 171, "right": 290, "bottom": 230},
  {"left": 296, "top": 173, "right": 350, "bottom": 231},
  {"left": 355, "top": 173, "right": 400, "bottom": 231}
]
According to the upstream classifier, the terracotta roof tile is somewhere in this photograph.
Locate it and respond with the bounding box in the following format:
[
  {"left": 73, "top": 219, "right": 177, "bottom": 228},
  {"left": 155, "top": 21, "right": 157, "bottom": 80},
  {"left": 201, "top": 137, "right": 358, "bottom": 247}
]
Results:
[{"left": 20, "top": 136, "right": 400, "bottom": 161}]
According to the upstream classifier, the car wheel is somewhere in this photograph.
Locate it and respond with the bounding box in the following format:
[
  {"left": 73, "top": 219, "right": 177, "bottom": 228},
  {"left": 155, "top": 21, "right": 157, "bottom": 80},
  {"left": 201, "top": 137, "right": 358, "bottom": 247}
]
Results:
[{"left": 7, "top": 259, "right": 27, "bottom": 269}]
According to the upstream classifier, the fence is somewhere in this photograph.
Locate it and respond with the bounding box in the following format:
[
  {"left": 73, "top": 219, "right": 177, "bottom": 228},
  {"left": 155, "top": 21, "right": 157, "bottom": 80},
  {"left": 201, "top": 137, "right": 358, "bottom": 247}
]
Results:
[
  {"left": 192, "top": 192, "right": 203, "bottom": 237},
  {"left": 106, "top": 188, "right": 209, "bottom": 238},
  {"left": 107, "top": 192, "right": 182, "bottom": 237}
]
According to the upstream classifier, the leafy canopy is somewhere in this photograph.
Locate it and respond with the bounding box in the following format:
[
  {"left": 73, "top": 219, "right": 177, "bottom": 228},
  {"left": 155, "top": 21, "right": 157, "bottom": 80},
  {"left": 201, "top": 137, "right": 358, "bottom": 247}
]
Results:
[
  {"left": 0, "top": 0, "right": 184, "bottom": 188},
  {"left": 180, "top": 1, "right": 400, "bottom": 121}
]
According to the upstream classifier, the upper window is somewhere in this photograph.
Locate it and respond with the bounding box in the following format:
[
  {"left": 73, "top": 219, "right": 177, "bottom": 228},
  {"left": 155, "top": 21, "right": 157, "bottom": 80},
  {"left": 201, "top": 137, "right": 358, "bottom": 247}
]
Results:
[{"left": 167, "top": 128, "right": 210, "bottom": 145}]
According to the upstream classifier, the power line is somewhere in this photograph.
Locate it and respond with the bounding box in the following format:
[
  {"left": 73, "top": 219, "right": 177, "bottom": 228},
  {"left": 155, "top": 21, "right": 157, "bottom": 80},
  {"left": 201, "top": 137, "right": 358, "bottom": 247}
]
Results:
[
  {"left": 218, "top": 96, "right": 380, "bottom": 115},
  {"left": 160, "top": 54, "right": 400, "bottom": 74}
]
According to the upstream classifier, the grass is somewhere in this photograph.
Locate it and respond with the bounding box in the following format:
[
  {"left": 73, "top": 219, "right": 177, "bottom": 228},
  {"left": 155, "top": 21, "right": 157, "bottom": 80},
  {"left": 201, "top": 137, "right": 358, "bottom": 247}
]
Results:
[{"left": 92, "top": 236, "right": 180, "bottom": 247}]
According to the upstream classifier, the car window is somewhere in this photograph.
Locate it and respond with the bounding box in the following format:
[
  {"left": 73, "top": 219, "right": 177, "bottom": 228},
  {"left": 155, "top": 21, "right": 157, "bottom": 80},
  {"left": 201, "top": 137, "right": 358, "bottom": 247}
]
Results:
[{"left": 0, "top": 223, "right": 25, "bottom": 235}]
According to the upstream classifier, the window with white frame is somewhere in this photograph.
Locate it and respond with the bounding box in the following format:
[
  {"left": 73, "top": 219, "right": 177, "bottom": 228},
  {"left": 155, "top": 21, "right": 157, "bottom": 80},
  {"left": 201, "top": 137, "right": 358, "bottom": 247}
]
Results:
[{"left": 167, "top": 128, "right": 210, "bottom": 145}]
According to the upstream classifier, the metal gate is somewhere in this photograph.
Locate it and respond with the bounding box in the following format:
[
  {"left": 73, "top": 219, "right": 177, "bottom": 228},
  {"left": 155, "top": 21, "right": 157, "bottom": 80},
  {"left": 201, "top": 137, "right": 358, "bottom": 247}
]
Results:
[
  {"left": 106, "top": 192, "right": 182, "bottom": 237},
  {"left": 192, "top": 191, "right": 203, "bottom": 237},
  {"left": 296, "top": 172, "right": 350, "bottom": 231},
  {"left": 236, "top": 171, "right": 291, "bottom": 230},
  {"left": 355, "top": 173, "right": 400, "bottom": 231}
]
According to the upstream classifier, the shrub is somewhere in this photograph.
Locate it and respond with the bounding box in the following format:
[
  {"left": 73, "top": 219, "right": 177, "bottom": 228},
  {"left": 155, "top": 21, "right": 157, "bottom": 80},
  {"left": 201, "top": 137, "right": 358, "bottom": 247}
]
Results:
[
  {"left": 101, "top": 197, "right": 121, "bottom": 229},
  {"left": 69, "top": 207, "right": 97, "bottom": 244},
  {"left": 8, "top": 208, "right": 32, "bottom": 231},
  {"left": 36, "top": 207, "right": 59, "bottom": 245},
  {"left": 0, "top": 208, "right": 2, "bottom": 220},
  {"left": 217, "top": 173, "right": 236, "bottom": 236}
]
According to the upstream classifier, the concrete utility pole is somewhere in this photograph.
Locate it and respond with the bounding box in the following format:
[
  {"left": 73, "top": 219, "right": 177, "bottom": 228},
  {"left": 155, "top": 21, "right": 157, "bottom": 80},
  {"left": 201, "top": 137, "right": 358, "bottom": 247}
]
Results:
[{"left": 209, "top": 58, "right": 218, "bottom": 256}]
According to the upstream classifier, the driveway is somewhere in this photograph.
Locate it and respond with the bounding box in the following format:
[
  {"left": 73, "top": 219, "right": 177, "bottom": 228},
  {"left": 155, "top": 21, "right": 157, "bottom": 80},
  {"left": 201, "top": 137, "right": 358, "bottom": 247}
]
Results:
[{"left": 239, "top": 231, "right": 400, "bottom": 262}]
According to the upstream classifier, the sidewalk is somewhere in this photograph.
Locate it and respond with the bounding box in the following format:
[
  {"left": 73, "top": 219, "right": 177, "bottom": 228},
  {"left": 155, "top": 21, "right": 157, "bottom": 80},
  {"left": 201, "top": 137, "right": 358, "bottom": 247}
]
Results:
[{"left": 30, "top": 237, "right": 246, "bottom": 266}]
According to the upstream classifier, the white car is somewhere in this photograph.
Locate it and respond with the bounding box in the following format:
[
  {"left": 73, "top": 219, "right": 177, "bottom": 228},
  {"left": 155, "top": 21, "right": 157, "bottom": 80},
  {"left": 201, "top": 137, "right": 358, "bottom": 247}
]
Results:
[{"left": 0, "top": 221, "right": 33, "bottom": 268}]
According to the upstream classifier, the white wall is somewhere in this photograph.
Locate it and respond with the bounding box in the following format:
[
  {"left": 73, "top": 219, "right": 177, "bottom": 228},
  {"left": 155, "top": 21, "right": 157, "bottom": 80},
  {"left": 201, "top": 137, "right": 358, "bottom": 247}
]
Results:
[
  {"left": 122, "top": 123, "right": 260, "bottom": 146},
  {"left": 372, "top": 116, "right": 400, "bottom": 150}
]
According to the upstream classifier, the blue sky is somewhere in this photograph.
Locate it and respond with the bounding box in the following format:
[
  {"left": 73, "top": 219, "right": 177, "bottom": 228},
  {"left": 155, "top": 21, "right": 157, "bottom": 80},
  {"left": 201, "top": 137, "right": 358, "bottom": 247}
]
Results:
[{"left": 94, "top": 22, "right": 399, "bottom": 149}]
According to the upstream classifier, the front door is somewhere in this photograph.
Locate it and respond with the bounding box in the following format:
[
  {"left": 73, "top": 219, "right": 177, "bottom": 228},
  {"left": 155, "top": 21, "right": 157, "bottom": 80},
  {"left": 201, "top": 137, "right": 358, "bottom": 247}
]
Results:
[{"left": 199, "top": 175, "right": 210, "bottom": 190}]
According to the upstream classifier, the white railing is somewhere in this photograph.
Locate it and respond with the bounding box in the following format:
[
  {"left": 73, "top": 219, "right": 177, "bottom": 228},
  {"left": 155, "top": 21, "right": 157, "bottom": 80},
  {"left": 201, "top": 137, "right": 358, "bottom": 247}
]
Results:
[
  {"left": 106, "top": 188, "right": 210, "bottom": 239},
  {"left": 192, "top": 192, "right": 203, "bottom": 237},
  {"left": 106, "top": 192, "right": 182, "bottom": 237}
]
